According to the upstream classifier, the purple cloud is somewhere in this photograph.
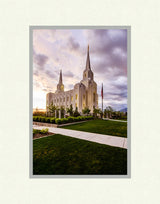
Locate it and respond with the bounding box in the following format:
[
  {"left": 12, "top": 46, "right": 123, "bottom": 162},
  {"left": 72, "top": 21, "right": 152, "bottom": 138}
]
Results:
[
  {"left": 33, "top": 51, "right": 48, "bottom": 70},
  {"left": 68, "top": 36, "right": 80, "bottom": 51},
  {"left": 33, "top": 29, "right": 128, "bottom": 110},
  {"left": 63, "top": 71, "right": 74, "bottom": 78}
]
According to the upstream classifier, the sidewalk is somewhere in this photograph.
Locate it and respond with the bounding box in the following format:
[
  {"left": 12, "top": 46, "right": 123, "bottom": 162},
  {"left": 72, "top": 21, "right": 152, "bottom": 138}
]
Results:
[{"left": 33, "top": 125, "right": 127, "bottom": 149}]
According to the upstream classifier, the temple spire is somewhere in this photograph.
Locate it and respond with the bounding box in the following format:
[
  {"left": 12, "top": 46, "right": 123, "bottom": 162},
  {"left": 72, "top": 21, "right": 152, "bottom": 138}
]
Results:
[
  {"left": 56, "top": 69, "right": 64, "bottom": 92},
  {"left": 59, "top": 69, "right": 62, "bottom": 84},
  {"left": 86, "top": 44, "right": 91, "bottom": 69}
]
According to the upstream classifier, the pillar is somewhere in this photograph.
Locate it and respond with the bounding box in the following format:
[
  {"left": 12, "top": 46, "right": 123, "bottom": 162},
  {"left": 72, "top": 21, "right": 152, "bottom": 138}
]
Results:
[{"left": 59, "top": 110, "right": 61, "bottom": 119}]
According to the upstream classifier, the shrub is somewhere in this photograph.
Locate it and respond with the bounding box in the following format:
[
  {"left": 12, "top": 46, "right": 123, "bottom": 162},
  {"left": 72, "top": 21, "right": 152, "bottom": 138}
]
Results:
[
  {"left": 74, "top": 117, "right": 79, "bottom": 122},
  {"left": 33, "top": 129, "right": 40, "bottom": 134},
  {"left": 33, "top": 116, "right": 38, "bottom": 121},
  {"left": 50, "top": 117, "right": 56, "bottom": 124},
  {"left": 55, "top": 118, "right": 62, "bottom": 125},
  {"left": 33, "top": 115, "right": 93, "bottom": 125},
  {"left": 82, "top": 107, "right": 91, "bottom": 115},
  {"left": 73, "top": 107, "right": 80, "bottom": 117},
  {"left": 45, "top": 118, "right": 50, "bottom": 123},
  {"left": 67, "top": 117, "right": 74, "bottom": 123},
  {"left": 61, "top": 118, "right": 68, "bottom": 124},
  {"left": 37, "top": 116, "right": 42, "bottom": 122},
  {"left": 80, "top": 116, "right": 85, "bottom": 121},
  {"left": 40, "top": 117, "right": 46, "bottom": 122},
  {"left": 40, "top": 128, "right": 49, "bottom": 134}
]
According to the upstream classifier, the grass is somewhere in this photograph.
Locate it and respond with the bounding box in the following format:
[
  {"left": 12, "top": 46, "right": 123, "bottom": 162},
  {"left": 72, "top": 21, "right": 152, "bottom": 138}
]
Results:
[
  {"left": 60, "top": 119, "right": 127, "bottom": 138},
  {"left": 109, "top": 118, "right": 127, "bottom": 121},
  {"left": 33, "top": 134, "right": 127, "bottom": 175}
]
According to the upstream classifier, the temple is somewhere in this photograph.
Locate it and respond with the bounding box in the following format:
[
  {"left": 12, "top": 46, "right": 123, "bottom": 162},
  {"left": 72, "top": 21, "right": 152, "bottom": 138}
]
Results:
[{"left": 46, "top": 45, "right": 98, "bottom": 114}]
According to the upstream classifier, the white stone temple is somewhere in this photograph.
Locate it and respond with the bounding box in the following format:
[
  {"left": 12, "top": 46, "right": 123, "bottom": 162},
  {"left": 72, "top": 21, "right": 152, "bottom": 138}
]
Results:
[{"left": 46, "top": 45, "right": 98, "bottom": 114}]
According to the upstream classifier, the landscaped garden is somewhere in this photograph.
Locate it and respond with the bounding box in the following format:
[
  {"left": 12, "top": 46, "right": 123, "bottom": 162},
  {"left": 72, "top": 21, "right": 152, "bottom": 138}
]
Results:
[
  {"left": 61, "top": 119, "right": 127, "bottom": 138},
  {"left": 33, "top": 115, "right": 127, "bottom": 175},
  {"left": 33, "top": 128, "right": 54, "bottom": 139},
  {"left": 33, "top": 134, "right": 127, "bottom": 175}
]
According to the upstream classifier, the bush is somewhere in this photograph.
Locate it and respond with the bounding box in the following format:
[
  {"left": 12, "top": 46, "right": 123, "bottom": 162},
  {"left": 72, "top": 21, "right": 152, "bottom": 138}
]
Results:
[
  {"left": 45, "top": 118, "right": 51, "bottom": 123},
  {"left": 40, "top": 117, "right": 46, "bottom": 122},
  {"left": 61, "top": 118, "right": 68, "bottom": 124},
  {"left": 40, "top": 128, "right": 49, "bottom": 134},
  {"left": 33, "top": 115, "right": 93, "bottom": 125},
  {"left": 73, "top": 107, "right": 80, "bottom": 117},
  {"left": 81, "top": 116, "right": 86, "bottom": 121},
  {"left": 74, "top": 117, "right": 79, "bottom": 122},
  {"left": 37, "top": 116, "right": 42, "bottom": 122},
  {"left": 33, "top": 128, "right": 49, "bottom": 135},
  {"left": 33, "top": 116, "right": 38, "bottom": 121},
  {"left": 67, "top": 117, "right": 74, "bottom": 123},
  {"left": 55, "top": 118, "right": 62, "bottom": 125},
  {"left": 33, "top": 129, "right": 40, "bottom": 134},
  {"left": 50, "top": 118, "right": 56, "bottom": 124}
]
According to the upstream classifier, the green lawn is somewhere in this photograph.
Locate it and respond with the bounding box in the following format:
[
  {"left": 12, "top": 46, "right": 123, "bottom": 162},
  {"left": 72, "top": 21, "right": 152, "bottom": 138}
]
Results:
[
  {"left": 60, "top": 119, "right": 127, "bottom": 138},
  {"left": 33, "top": 134, "right": 127, "bottom": 175}
]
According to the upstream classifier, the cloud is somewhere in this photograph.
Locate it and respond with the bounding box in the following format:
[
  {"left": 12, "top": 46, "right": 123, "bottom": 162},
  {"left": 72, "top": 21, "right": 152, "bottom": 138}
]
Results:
[
  {"left": 63, "top": 70, "right": 74, "bottom": 78},
  {"left": 45, "top": 70, "right": 56, "bottom": 78},
  {"left": 68, "top": 36, "right": 80, "bottom": 50},
  {"left": 84, "top": 29, "right": 127, "bottom": 77},
  {"left": 33, "top": 51, "right": 48, "bottom": 70},
  {"left": 32, "top": 29, "right": 128, "bottom": 110}
]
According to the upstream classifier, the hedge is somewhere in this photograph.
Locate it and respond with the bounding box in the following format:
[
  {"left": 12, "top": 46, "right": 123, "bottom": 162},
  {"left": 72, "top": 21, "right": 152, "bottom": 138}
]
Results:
[
  {"left": 33, "top": 116, "right": 93, "bottom": 125},
  {"left": 33, "top": 128, "right": 49, "bottom": 135}
]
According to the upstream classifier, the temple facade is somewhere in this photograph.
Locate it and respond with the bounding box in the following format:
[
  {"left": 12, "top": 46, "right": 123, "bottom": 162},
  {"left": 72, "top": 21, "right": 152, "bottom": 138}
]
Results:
[{"left": 46, "top": 45, "right": 98, "bottom": 114}]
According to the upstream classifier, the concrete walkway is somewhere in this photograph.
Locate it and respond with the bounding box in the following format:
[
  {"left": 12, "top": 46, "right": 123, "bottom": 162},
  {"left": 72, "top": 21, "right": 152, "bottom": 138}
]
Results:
[{"left": 33, "top": 125, "right": 127, "bottom": 149}]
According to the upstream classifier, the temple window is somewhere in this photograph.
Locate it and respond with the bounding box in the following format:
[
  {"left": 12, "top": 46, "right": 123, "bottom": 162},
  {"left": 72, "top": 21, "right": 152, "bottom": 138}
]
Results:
[{"left": 93, "top": 93, "right": 95, "bottom": 102}]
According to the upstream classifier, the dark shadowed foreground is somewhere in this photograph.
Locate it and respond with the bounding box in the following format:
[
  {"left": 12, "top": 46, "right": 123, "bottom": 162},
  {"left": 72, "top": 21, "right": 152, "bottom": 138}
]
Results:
[{"left": 33, "top": 134, "right": 127, "bottom": 175}]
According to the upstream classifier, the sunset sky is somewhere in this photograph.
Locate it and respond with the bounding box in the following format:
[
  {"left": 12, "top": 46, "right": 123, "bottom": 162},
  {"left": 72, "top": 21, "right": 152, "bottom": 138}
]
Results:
[{"left": 33, "top": 28, "right": 127, "bottom": 111}]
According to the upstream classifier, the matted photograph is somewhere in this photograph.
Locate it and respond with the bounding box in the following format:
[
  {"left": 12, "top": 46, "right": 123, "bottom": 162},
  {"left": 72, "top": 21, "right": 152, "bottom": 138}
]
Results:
[{"left": 30, "top": 26, "right": 130, "bottom": 177}]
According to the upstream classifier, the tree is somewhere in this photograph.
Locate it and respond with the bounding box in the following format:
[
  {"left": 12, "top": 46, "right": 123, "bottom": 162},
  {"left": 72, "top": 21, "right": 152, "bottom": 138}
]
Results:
[
  {"left": 93, "top": 106, "right": 101, "bottom": 118},
  {"left": 73, "top": 107, "right": 80, "bottom": 117},
  {"left": 66, "top": 104, "right": 73, "bottom": 116},
  {"left": 47, "top": 102, "right": 57, "bottom": 114},
  {"left": 104, "top": 106, "right": 114, "bottom": 118},
  {"left": 60, "top": 106, "right": 65, "bottom": 118},
  {"left": 104, "top": 109, "right": 107, "bottom": 118},
  {"left": 107, "top": 106, "right": 113, "bottom": 112},
  {"left": 82, "top": 107, "right": 90, "bottom": 115}
]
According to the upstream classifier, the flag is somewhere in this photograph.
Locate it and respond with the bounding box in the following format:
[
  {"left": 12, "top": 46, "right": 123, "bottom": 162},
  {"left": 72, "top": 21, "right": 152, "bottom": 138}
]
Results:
[{"left": 101, "top": 83, "right": 103, "bottom": 99}]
